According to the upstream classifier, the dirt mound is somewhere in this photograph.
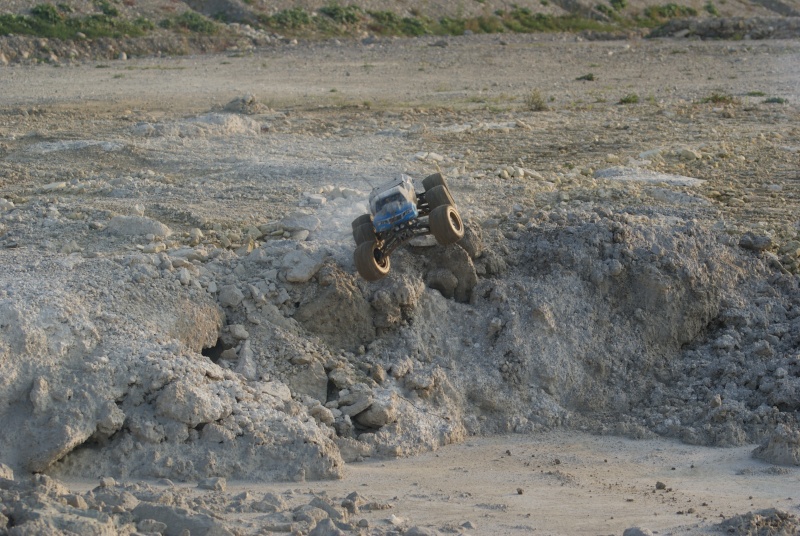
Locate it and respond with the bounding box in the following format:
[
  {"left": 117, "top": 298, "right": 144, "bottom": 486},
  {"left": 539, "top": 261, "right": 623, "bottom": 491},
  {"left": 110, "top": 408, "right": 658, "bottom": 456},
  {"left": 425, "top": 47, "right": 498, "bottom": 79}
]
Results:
[{"left": 718, "top": 508, "right": 800, "bottom": 535}]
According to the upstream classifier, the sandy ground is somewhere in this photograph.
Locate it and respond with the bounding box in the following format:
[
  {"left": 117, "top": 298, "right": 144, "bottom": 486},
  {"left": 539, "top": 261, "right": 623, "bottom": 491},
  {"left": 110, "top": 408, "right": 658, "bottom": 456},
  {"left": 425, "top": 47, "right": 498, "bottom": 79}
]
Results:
[
  {"left": 64, "top": 432, "right": 800, "bottom": 535},
  {"left": 2, "top": 34, "right": 800, "bottom": 535}
]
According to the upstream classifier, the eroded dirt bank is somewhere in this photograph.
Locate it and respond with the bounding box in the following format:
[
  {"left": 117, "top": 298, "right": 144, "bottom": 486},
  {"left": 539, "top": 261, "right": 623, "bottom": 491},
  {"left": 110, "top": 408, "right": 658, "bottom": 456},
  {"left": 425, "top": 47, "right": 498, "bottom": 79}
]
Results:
[{"left": 0, "top": 34, "right": 799, "bottom": 535}]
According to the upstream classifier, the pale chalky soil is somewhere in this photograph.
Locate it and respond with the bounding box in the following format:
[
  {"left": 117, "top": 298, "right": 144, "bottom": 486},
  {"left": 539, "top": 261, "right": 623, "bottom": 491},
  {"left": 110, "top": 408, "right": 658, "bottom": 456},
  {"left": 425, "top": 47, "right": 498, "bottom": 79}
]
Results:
[{"left": 0, "top": 33, "right": 799, "bottom": 535}]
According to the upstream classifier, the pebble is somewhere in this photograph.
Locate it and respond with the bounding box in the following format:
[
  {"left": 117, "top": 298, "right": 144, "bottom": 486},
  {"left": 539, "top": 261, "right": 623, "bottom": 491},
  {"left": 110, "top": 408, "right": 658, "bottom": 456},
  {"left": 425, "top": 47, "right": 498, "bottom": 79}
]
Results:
[
  {"left": 178, "top": 268, "right": 191, "bottom": 286},
  {"left": 41, "top": 181, "right": 67, "bottom": 192},
  {"left": 218, "top": 285, "right": 244, "bottom": 308},
  {"left": 107, "top": 216, "right": 172, "bottom": 238},
  {"left": 679, "top": 148, "right": 701, "bottom": 161},
  {"left": 283, "top": 250, "right": 325, "bottom": 283},
  {"left": 623, "top": 528, "right": 654, "bottom": 536},
  {"left": 739, "top": 232, "right": 772, "bottom": 252},
  {"left": 280, "top": 212, "right": 321, "bottom": 233},
  {"left": 229, "top": 324, "right": 249, "bottom": 340},
  {"left": 198, "top": 477, "right": 226, "bottom": 491}
]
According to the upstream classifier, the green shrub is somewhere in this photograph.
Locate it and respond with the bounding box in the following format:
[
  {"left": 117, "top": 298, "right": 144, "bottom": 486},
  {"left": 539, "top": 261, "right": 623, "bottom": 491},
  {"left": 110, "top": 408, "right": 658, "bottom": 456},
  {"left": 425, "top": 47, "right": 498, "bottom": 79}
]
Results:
[
  {"left": 367, "top": 10, "right": 428, "bottom": 36},
  {"left": 610, "top": 0, "right": 627, "bottom": 10},
  {"left": 704, "top": 1, "right": 720, "bottom": 15},
  {"left": 701, "top": 92, "right": 734, "bottom": 104},
  {"left": 2, "top": 6, "right": 152, "bottom": 38},
  {"left": 270, "top": 7, "right": 311, "bottom": 29},
  {"left": 525, "top": 89, "right": 548, "bottom": 111},
  {"left": 618, "top": 93, "right": 639, "bottom": 104},
  {"left": 31, "top": 4, "right": 62, "bottom": 24},
  {"left": 319, "top": 4, "right": 362, "bottom": 24},
  {"left": 160, "top": 11, "right": 217, "bottom": 34},
  {"left": 94, "top": 0, "right": 119, "bottom": 17},
  {"left": 644, "top": 3, "right": 698, "bottom": 20}
]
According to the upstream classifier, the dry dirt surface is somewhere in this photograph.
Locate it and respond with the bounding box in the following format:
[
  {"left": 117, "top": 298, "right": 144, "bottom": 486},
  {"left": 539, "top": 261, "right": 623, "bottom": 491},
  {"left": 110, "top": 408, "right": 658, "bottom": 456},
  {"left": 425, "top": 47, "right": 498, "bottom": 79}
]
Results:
[{"left": 1, "top": 30, "right": 800, "bottom": 535}]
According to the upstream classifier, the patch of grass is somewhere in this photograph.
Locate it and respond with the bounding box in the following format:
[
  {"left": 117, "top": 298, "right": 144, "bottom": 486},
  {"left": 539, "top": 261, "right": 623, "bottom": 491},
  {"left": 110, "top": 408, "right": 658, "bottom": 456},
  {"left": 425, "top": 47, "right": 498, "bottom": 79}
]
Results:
[
  {"left": 704, "top": 1, "right": 720, "bottom": 15},
  {"left": 525, "top": 89, "right": 548, "bottom": 111},
  {"left": 367, "top": 10, "right": 428, "bottom": 36},
  {"left": 576, "top": 73, "right": 595, "bottom": 81},
  {"left": 764, "top": 97, "right": 787, "bottom": 104},
  {"left": 643, "top": 3, "right": 698, "bottom": 21},
  {"left": 319, "top": 3, "right": 362, "bottom": 24},
  {"left": 269, "top": 7, "right": 311, "bottom": 29},
  {"left": 501, "top": 8, "right": 613, "bottom": 33},
  {"left": 746, "top": 90, "right": 766, "bottom": 97},
  {"left": 159, "top": 11, "right": 217, "bottom": 33},
  {"left": 700, "top": 92, "right": 735, "bottom": 104},
  {"left": 94, "top": 0, "right": 119, "bottom": 17},
  {"left": 618, "top": 93, "right": 639, "bottom": 104},
  {"left": 610, "top": 0, "right": 627, "bottom": 10},
  {"left": 0, "top": 3, "right": 154, "bottom": 39}
]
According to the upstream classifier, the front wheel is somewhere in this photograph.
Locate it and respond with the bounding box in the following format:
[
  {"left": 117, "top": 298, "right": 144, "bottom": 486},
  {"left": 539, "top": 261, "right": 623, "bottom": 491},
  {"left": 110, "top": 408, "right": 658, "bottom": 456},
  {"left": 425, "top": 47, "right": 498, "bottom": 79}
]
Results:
[
  {"left": 354, "top": 241, "right": 391, "bottom": 281},
  {"left": 429, "top": 205, "right": 464, "bottom": 245},
  {"left": 353, "top": 222, "right": 376, "bottom": 245},
  {"left": 423, "top": 172, "right": 448, "bottom": 192},
  {"left": 351, "top": 214, "right": 371, "bottom": 232},
  {"left": 425, "top": 185, "right": 455, "bottom": 209}
]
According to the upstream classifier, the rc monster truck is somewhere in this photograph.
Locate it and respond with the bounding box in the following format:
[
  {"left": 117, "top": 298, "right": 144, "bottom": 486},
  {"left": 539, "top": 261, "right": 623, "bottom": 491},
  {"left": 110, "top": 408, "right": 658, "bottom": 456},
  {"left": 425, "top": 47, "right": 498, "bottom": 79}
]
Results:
[{"left": 351, "top": 172, "right": 464, "bottom": 281}]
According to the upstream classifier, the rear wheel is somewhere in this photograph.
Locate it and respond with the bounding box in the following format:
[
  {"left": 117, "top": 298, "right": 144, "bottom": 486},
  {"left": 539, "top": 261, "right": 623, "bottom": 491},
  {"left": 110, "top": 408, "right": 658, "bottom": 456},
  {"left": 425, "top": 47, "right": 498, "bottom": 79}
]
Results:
[
  {"left": 429, "top": 205, "right": 464, "bottom": 245},
  {"left": 423, "top": 173, "right": 447, "bottom": 192},
  {"left": 354, "top": 241, "right": 391, "bottom": 281},
  {"left": 353, "top": 222, "right": 376, "bottom": 245},
  {"left": 425, "top": 185, "right": 455, "bottom": 209}
]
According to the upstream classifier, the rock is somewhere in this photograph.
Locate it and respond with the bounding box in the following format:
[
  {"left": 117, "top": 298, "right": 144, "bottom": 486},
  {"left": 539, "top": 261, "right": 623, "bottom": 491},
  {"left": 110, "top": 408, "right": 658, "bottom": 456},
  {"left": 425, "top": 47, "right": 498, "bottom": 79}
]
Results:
[
  {"left": 283, "top": 250, "right": 326, "bottom": 283},
  {"left": 235, "top": 340, "right": 259, "bottom": 380},
  {"left": 280, "top": 212, "right": 321, "bottom": 233},
  {"left": 424, "top": 245, "right": 478, "bottom": 303},
  {"left": 224, "top": 94, "right": 266, "bottom": 115},
  {"left": 284, "top": 357, "right": 328, "bottom": 402},
  {"left": 335, "top": 437, "right": 374, "bottom": 462},
  {"left": 0, "top": 463, "right": 13, "bottom": 480},
  {"left": 200, "top": 423, "right": 235, "bottom": 444},
  {"left": 252, "top": 492, "right": 288, "bottom": 513},
  {"left": 155, "top": 379, "right": 232, "bottom": 428},
  {"left": 229, "top": 324, "right": 249, "bottom": 340},
  {"left": 739, "top": 232, "right": 773, "bottom": 252},
  {"left": 340, "top": 393, "right": 373, "bottom": 417},
  {"left": 294, "top": 266, "right": 375, "bottom": 349},
  {"left": 138, "top": 519, "right": 168, "bottom": 533},
  {"left": 132, "top": 503, "right": 234, "bottom": 536},
  {"left": 93, "top": 488, "right": 139, "bottom": 510},
  {"left": 753, "top": 424, "right": 800, "bottom": 466},
  {"left": 679, "top": 148, "right": 701, "bottom": 160},
  {"left": 405, "top": 527, "right": 441, "bottom": 536},
  {"left": 458, "top": 221, "right": 484, "bottom": 259},
  {"left": 66, "top": 494, "right": 88, "bottom": 509},
  {"left": 29, "top": 376, "right": 51, "bottom": 414},
  {"left": 99, "top": 476, "right": 117, "bottom": 488},
  {"left": 310, "top": 404, "right": 335, "bottom": 425},
  {"left": 198, "top": 477, "right": 226, "bottom": 491},
  {"left": 218, "top": 285, "right": 244, "bottom": 307},
  {"left": 355, "top": 391, "right": 398, "bottom": 428},
  {"left": 310, "top": 496, "right": 347, "bottom": 521},
  {"left": 293, "top": 505, "right": 329, "bottom": 524},
  {"left": 106, "top": 215, "right": 172, "bottom": 237},
  {"left": 426, "top": 268, "right": 459, "bottom": 299},
  {"left": 623, "top": 528, "right": 654, "bottom": 536}
]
